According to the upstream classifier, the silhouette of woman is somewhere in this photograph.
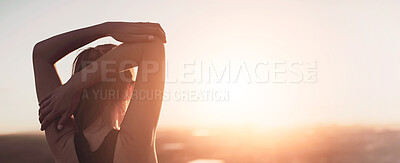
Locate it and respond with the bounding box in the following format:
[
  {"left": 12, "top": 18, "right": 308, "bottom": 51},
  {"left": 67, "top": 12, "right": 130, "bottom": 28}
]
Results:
[{"left": 33, "top": 22, "right": 166, "bottom": 163}]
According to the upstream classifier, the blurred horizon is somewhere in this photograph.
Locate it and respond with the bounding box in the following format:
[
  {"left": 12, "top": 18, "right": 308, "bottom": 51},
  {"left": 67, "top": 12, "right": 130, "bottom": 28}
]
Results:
[
  {"left": 4, "top": 123, "right": 400, "bottom": 135},
  {"left": 3, "top": 125, "right": 400, "bottom": 162}
]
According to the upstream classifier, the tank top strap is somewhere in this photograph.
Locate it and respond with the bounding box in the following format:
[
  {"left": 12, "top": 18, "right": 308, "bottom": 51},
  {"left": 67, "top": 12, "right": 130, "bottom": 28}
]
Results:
[{"left": 74, "top": 130, "right": 93, "bottom": 163}]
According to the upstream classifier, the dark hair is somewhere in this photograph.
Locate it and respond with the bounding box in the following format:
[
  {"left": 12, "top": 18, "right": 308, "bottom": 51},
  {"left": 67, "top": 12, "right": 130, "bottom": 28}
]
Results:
[{"left": 72, "top": 44, "right": 134, "bottom": 131}]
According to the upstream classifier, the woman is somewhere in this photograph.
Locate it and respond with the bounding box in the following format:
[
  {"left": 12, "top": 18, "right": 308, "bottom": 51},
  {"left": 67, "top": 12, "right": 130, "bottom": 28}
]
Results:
[{"left": 33, "top": 22, "right": 166, "bottom": 163}]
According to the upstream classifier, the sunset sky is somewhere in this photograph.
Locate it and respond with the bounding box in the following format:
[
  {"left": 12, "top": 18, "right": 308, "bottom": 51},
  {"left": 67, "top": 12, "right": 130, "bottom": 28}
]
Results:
[{"left": 0, "top": 0, "right": 399, "bottom": 133}]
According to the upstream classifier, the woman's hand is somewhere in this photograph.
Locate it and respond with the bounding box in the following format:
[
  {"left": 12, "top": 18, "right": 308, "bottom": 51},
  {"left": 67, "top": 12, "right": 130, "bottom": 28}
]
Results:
[
  {"left": 38, "top": 80, "right": 81, "bottom": 131},
  {"left": 103, "top": 22, "right": 167, "bottom": 43}
]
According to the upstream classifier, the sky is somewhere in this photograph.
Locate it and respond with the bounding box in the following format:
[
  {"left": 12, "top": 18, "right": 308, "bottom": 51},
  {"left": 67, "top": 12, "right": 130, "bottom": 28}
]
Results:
[{"left": 0, "top": 0, "right": 399, "bottom": 134}]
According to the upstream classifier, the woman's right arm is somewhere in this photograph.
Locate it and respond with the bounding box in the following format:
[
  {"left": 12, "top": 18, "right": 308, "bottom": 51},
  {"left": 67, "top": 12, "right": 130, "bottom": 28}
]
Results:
[{"left": 115, "top": 38, "right": 165, "bottom": 162}]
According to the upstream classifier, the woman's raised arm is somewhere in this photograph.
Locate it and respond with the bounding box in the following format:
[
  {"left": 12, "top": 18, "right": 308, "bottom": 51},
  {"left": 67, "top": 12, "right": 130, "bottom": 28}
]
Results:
[
  {"left": 33, "top": 23, "right": 109, "bottom": 101},
  {"left": 32, "top": 23, "right": 114, "bottom": 162},
  {"left": 115, "top": 38, "right": 165, "bottom": 162}
]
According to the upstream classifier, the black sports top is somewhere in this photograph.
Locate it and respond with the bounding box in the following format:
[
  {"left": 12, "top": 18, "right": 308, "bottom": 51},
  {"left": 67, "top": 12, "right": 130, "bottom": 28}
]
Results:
[{"left": 74, "top": 129, "right": 120, "bottom": 163}]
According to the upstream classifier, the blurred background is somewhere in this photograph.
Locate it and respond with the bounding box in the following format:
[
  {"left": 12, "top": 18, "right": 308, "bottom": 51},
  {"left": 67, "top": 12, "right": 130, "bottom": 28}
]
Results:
[{"left": 0, "top": 0, "right": 399, "bottom": 162}]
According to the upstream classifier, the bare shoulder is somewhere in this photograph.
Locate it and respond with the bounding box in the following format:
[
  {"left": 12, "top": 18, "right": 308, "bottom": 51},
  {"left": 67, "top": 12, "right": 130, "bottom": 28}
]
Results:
[{"left": 44, "top": 117, "right": 79, "bottom": 163}]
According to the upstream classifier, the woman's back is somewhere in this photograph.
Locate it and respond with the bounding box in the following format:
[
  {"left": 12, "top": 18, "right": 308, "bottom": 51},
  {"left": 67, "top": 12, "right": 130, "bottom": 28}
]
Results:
[{"left": 75, "top": 129, "right": 120, "bottom": 163}]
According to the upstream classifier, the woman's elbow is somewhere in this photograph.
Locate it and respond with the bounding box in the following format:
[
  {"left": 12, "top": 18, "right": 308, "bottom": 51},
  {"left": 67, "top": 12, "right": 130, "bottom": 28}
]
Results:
[
  {"left": 143, "top": 38, "right": 165, "bottom": 58},
  {"left": 32, "top": 43, "right": 44, "bottom": 63},
  {"left": 32, "top": 42, "right": 53, "bottom": 64}
]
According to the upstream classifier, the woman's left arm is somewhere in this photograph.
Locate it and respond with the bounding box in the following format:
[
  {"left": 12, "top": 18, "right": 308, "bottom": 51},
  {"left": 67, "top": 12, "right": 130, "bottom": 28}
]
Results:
[
  {"left": 33, "top": 23, "right": 109, "bottom": 101},
  {"left": 32, "top": 23, "right": 112, "bottom": 162}
]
